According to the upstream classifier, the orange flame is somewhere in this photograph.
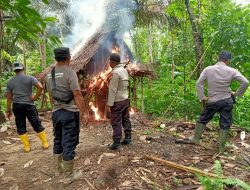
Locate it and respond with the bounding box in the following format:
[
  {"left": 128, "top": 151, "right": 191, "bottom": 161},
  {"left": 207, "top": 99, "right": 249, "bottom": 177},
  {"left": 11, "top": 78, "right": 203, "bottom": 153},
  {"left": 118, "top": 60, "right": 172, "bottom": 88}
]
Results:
[
  {"left": 89, "top": 102, "right": 101, "bottom": 120},
  {"left": 100, "top": 66, "right": 112, "bottom": 78},
  {"left": 112, "top": 46, "right": 120, "bottom": 53},
  {"left": 89, "top": 67, "right": 112, "bottom": 89}
]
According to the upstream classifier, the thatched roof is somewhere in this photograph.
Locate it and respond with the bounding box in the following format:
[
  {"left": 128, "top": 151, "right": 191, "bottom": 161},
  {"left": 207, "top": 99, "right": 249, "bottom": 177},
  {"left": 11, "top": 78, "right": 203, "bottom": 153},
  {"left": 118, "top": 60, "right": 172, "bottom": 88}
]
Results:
[
  {"left": 37, "top": 31, "right": 155, "bottom": 81},
  {"left": 70, "top": 32, "right": 106, "bottom": 73},
  {"left": 37, "top": 31, "right": 133, "bottom": 80},
  {"left": 70, "top": 31, "right": 133, "bottom": 76}
]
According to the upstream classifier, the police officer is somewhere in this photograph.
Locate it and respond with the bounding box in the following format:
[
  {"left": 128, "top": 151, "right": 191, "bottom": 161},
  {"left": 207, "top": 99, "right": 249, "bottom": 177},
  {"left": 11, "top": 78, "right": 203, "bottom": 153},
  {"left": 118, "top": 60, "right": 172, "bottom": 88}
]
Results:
[
  {"left": 107, "top": 53, "right": 132, "bottom": 150},
  {"left": 45, "top": 47, "right": 85, "bottom": 184},
  {"left": 191, "top": 51, "right": 249, "bottom": 154},
  {"left": 5, "top": 61, "right": 49, "bottom": 152}
]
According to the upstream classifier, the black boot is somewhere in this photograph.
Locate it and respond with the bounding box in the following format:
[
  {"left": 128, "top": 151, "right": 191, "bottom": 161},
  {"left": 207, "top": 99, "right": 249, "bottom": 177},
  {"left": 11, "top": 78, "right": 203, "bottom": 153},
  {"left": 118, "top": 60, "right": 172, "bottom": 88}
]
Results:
[
  {"left": 121, "top": 134, "right": 132, "bottom": 145},
  {"left": 109, "top": 140, "right": 120, "bottom": 150}
]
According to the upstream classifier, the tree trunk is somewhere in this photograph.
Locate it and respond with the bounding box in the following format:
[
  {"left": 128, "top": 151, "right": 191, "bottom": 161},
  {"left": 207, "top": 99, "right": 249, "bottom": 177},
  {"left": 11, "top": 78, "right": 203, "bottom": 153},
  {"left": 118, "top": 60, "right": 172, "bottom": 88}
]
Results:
[
  {"left": 185, "top": 0, "right": 204, "bottom": 77},
  {"left": 171, "top": 31, "right": 175, "bottom": 83},
  {"left": 148, "top": 24, "right": 154, "bottom": 63},
  {"left": 23, "top": 42, "right": 27, "bottom": 74},
  {"left": 0, "top": 10, "right": 6, "bottom": 123},
  {"left": 147, "top": 24, "right": 153, "bottom": 88},
  {"left": 141, "top": 77, "right": 145, "bottom": 113},
  {"left": 39, "top": 31, "right": 46, "bottom": 71},
  {"left": 133, "top": 78, "right": 137, "bottom": 109}
]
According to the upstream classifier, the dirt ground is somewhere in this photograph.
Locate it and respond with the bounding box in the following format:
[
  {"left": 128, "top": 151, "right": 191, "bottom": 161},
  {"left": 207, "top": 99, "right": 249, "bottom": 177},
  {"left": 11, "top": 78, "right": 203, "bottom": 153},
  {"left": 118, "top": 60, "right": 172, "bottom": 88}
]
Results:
[{"left": 0, "top": 112, "right": 250, "bottom": 190}]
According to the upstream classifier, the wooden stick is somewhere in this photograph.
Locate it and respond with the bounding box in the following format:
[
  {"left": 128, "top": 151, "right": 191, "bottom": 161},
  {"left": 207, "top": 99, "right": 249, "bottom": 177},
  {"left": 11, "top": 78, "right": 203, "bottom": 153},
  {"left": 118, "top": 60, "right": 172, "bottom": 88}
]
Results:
[
  {"left": 132, "top": 168, "right": 162, "bottom": 189},
  {"left": 84, "top": 178, "right": 97, "bottom": 190},
  {"left": 144, "top": 155, "right": 223, "bottom": 179},
  {"left": 141, "top": 77, "right": 145, "bottom": 113}
]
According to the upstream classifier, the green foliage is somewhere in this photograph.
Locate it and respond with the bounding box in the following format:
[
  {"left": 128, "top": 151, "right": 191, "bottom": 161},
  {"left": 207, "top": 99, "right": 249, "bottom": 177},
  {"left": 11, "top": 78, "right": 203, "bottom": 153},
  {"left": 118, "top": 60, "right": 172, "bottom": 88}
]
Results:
[
  {"left": 0, "top": 0, "right": 57, "bottom": 43},
  {"left": 0, "top": 0, "right": 61, "bottom": 113},
  {"left": 132, "top": 0, "right": 250, "bottom": 129},
  {"left": 197, "top": 160, "right": 250, "bottom": 190}
]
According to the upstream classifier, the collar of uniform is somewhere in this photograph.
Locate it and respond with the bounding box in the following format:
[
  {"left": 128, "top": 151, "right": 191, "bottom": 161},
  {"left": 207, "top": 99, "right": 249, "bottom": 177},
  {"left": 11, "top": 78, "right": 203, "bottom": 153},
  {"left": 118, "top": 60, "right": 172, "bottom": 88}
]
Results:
[
  {"left": 56, "top": 65, "right": 69, "bottom": 68},
  {"left": 113, "top": 63, "right": 126, "bottom": 70},
  {"left": 216, "top": 61, "right": 227, "bottom": 66},
  {"left": 16, "top": 72, "right": 25, "bottom": 76}
]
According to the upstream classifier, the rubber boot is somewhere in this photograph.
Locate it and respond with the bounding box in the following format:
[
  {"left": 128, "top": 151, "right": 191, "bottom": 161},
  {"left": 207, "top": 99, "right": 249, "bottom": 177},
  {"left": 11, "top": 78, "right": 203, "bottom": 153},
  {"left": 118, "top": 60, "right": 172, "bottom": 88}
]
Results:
[
  {"left": 54, "top": 154, "right": 63, "bottom": 176},
  {"left": 63, "top": 160, "right": 82, "bottom": 185},
  {"left": 219, "top": 129, "right": 229, "bottom": 154},
  {"left": 109, "top": 140, "right": 120, "bottom": 150},
  {"left": 19, "top": 134, "right": 31, "bottom": 152},
  {"left": 189, "top": 123, "right": 206, "bottom": 144},
  {"left": 37, "top": 131, "right": 49, "bottom": 149},
  {"left": 121, "top": 134, "right": 132, "bottom": 145}
]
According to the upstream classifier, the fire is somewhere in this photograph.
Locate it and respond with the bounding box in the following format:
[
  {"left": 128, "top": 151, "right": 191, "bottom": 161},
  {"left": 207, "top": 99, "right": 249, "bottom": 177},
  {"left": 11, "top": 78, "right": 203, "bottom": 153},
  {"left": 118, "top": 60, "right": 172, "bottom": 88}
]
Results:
[
  {"left": 130, "top": 107, "right": 135, "bottom": 115},
  {"left": 128, "top": 62, "right": 138, "bottom": 70},
  {"left": 89, "top": 67, "right": 112, "bottom": 89},
  {"left": 89, "top": 102, "right": 101, "bottom": 120},
  {"left": 112, "top": 46, "right": 120, "bottom": 53},
  {"left": 100, "top": 66, "right": 112, "bottom": 78}
]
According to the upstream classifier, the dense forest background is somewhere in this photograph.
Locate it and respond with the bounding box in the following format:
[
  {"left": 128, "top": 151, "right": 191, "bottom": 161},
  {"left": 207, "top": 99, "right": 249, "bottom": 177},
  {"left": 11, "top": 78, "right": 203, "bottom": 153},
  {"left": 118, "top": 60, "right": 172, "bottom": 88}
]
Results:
[{"left": 0, "top": 0, "right": 249, "bottom": 128}]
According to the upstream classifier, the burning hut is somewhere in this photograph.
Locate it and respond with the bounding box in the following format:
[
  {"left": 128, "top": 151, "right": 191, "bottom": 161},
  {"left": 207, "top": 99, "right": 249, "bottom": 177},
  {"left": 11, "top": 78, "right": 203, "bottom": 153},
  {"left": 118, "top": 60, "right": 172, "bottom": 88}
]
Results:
[{"left": 39, "top": 31, "right": 154, "bottom": 121}]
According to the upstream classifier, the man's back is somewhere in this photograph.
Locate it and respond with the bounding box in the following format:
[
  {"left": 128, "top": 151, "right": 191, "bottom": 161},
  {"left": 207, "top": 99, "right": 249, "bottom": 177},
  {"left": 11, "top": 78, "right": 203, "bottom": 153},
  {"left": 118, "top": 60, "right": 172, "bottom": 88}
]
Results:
[
  {"left": 110, "top": 64, "right": 129, "bottom": 102},
  {"left": 205, "top": 62, "right": 237, "bottom": 102},
  {"left": 113, "top": 64, "right": 129, "bottom": 88},
  {"left": 46, "top": 65, "right": 79, "bottom": 112},
  {"left": 196, "top": 62, "right": 249, "bottom": 103},
  {"left": 6, "top": 74, "right": 38, "bottom": 105}
]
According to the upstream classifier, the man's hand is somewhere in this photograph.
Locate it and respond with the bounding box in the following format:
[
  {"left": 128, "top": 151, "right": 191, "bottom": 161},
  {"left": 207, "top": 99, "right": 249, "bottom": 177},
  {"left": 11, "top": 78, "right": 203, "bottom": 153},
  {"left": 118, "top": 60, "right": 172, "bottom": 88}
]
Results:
[
  {"left": 107, "top": 106, "right": 111, "bottom": 113},
  {"left": 202, "top": 96, "right": 209, "bottom": 101},
  {"left": 231, "top": 91, "right": 236, "bottom": 103},
  {"left": 31, "top": 82, "right": 43, "bottom": 101},
  {"left": 201, "top": 96, "right": 208, "bottom": 108},
  {"left": 31, "top": 95, "right": 39, "bottom": 101},
  {"left": 5, "top": 111, "right": 12, "bottom": 120},
  {"left": 80, "top": 112, "right": 88, "bottom": 127}
]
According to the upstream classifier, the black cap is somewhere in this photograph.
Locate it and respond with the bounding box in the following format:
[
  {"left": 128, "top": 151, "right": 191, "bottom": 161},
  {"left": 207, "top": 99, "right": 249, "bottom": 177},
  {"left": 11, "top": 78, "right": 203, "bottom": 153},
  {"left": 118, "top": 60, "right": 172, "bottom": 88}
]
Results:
[
  {"left": 110, "top": 53, "right": 121, "bottom": 62},
  {"left": 54, "top": 47, "right": 70, "bottom": 58},
  {"left": 219, "top": 51, "right": 232, "bottom": 60}
]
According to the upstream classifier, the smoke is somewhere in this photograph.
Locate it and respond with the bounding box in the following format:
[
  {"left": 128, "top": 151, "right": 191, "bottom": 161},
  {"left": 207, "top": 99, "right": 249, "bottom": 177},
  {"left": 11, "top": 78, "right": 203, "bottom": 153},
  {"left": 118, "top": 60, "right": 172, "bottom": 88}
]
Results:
[
  {"left": 63, "top": 0, "right": 137, "bottom": 56},
  {"left": 64, "top": 0, "right": 107, "bottom": 55},
  {"left": 103, "top": 0, "right": 137, "bottom": 61},
  {"left": 104, "top": 0, "right": 137, "bottom": 34}
]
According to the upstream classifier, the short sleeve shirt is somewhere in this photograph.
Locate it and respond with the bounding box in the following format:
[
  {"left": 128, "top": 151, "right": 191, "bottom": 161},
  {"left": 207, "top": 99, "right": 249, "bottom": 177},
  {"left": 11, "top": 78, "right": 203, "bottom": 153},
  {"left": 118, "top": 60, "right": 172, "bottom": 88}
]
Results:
[
  {"left": 46, "top": 66, "right": 80, "bottom": 112},
  {"left": 6, "top": 74, "right": 38, "bottom": 105}
]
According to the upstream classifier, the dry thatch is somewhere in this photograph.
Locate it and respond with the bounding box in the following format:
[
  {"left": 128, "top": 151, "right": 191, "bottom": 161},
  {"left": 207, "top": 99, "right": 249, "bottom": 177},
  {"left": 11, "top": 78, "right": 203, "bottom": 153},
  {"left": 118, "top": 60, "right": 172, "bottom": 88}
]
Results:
[{"left": 37, "top": 31, "right": 154, "bottom": 81}]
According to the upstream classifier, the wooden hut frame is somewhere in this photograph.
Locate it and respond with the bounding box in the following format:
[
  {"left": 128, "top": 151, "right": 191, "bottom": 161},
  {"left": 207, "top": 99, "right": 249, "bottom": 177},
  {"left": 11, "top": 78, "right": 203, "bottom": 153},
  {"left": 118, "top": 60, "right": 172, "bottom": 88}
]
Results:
[{"left": 38, "top": 31, "right": 154, "bottom": 120}]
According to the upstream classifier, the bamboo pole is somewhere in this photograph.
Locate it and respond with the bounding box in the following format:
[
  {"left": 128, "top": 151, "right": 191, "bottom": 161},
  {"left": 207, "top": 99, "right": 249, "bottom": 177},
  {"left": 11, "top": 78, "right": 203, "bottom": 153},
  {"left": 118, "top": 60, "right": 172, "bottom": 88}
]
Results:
[
  {"left": 40, "top": 83, "right": 48, "bottom": 109},
  {"left": 41, "top": 91, "right": 45, "bottom": 109},
  {"left": 141, "top": 77, "right": 144, "bottom": 113},
  {"left": 0, "top": 10, "right": 4, "bottom": 113},
  {"left": 133, "top": 77, "right": 137, "bottom": 109},
  {"left": 23, "top": 42, "right": 26, "bottom": 74},
  {"left": 171, "top": 31, "right": 175, "bottom": 83},
  {"left": 144, "top": 155, "right": 223, "bottom": 179}
]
